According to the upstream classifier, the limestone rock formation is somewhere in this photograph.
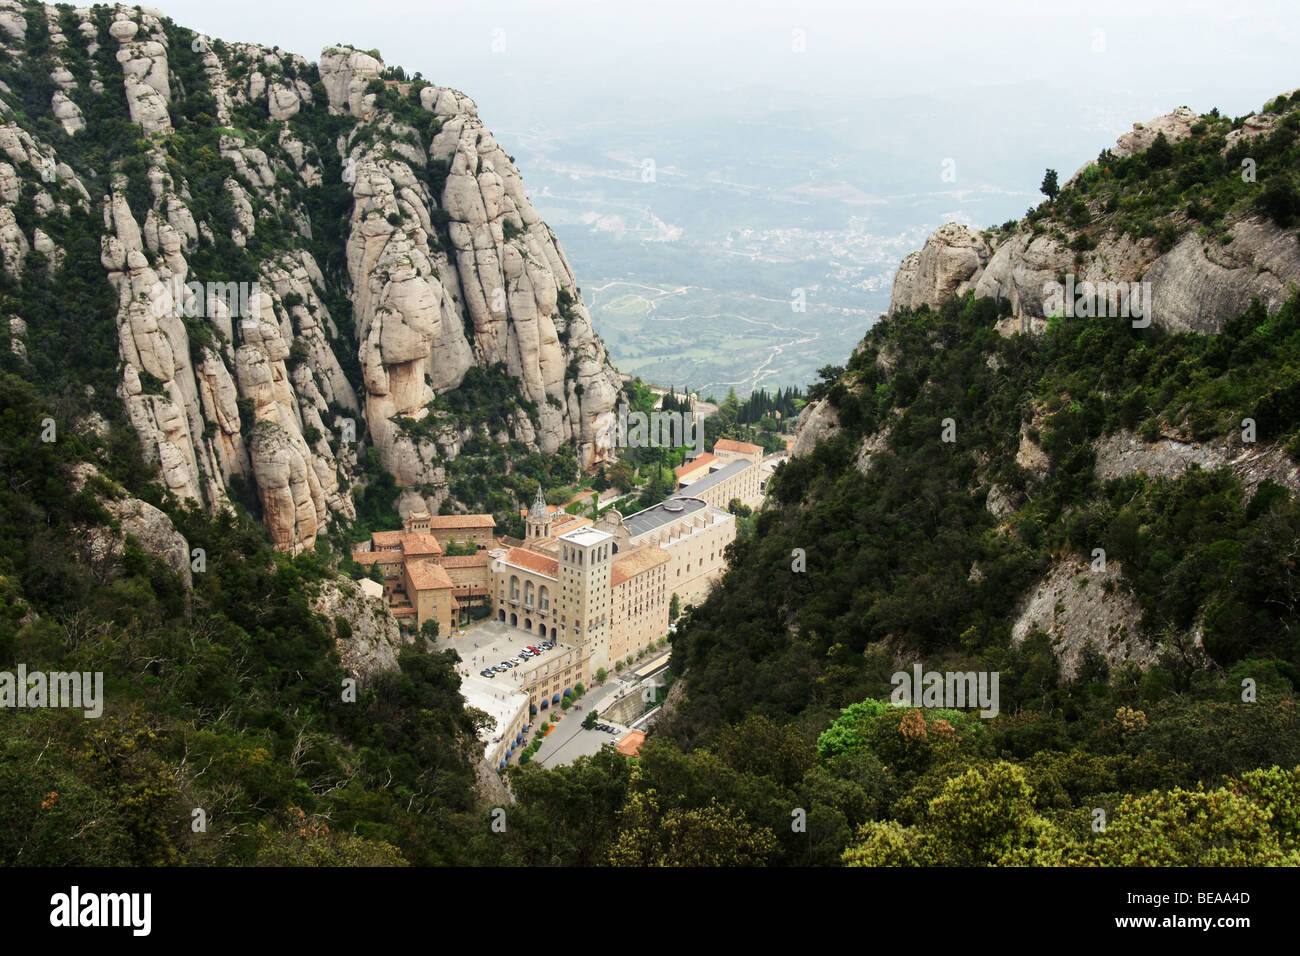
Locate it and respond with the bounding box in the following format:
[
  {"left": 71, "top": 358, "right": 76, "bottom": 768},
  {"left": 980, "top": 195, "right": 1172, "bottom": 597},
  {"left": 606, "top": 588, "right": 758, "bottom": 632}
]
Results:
[
  {"left": 318, "top": 47, "right": 382, "bottom": 117},
  {"left": 333, "top": 50, "right": 619, "bottom": 484},
  {"left": 790, "top": 399, "right": 841, "bottom": 458},
  {"left": 853, "top": 426, "right": 891, "bottom": 475},
  {"left": 0, "top": 9, "right": 622, "bottom": 552},
  {"left": 1143, "top": 219, "right": 1300, "bottom": 334},
  {"left": 1011, "top": 560, "right": 1155, "bottom": 680},
  {"left": 972, "top": 232, "right": 1072, "bottom": 321},
  {"left": 1094, "top": 429, "right": 1300, "bottom": 495},
  {"left": 985, "top": 484, "right": 1018, "bottom": 518},
  {"left": 310, "top": 576, "right": 404, "bottom": 686},
  {"left": 70, "top": 464, "right": 193, "bottom": 590},
  {"left": 110, "top": 9, "right": 171, "bottom": 134},
  {"left": 249, "top": 422, "right": 327, "bottom": 552},
  {"left": 888, "top": 223, "right": 991, "bottom": 313},
  {"left": 888, "top": 99, "right": 1300, "bottom": 338}
]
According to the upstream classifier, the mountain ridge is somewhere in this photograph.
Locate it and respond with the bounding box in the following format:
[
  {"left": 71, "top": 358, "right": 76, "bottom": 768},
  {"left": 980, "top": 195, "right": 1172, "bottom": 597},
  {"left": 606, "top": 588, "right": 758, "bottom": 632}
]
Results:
[
  {"left": 665, "top": 87, "right": 1300, "bottom": 740},
  {"left": 886, "top": 95, "right": 1300, "bottom": 336},
  {"left": 0, "top": 1, "right": 620, "bottom": 552}
]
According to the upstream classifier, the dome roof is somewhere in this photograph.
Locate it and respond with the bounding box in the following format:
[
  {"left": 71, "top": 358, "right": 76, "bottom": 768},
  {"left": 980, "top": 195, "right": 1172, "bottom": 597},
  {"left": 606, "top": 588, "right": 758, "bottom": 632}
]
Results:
[{"left": 529, "top": 487, "right": 549, "bottom": 520}]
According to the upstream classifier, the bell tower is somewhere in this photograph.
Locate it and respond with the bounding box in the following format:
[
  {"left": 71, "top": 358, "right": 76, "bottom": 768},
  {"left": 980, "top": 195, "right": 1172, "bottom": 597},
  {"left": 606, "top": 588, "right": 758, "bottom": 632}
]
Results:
[{"left": 558, "top": 527, "right": 614, "bottom": 675}]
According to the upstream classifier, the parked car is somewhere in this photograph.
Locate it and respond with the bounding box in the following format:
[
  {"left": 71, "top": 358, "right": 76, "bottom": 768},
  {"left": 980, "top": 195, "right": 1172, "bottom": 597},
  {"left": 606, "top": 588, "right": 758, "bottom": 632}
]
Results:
[
  {"left": 510, "top": 657, "right": 523, "bottom": 665},
  {"left": 499, "top": 661, "right": 513, "bottom": 669}
]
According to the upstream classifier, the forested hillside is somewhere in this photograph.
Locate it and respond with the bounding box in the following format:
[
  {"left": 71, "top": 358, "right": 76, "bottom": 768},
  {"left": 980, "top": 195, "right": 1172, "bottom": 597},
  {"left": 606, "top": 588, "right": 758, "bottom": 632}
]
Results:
[
  {"left": 0, "top": 371, "right": 494, "bottom": 864},
  {"left": 3, "top": 1, "right": 1299, "bottom": 866},
  {"left": 474, "top": 93, "right": 1300, "bottom": 866}
]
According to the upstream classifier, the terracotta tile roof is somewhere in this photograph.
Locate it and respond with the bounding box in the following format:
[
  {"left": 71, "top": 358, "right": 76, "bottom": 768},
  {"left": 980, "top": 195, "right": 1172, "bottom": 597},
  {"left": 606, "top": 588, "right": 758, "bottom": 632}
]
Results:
[
  {"left": 615, "top": 730, "right": 646, "bottom": 756},
  {"left": 399, "top": 532, "right": 443, "bottom": 556},
  {"left": 549, "top": 513, "right": 592, "bottom": 534},
  {"left": 352, "top": 549, "right": 403, "bottom": 565},
  {"left": 406, "top": 560, "right": 455, "bottom": 591},
  {"left": 675, "top": 452, "right": 717, "bottom": 479},
  {"left": 713, "top": 439, "right": 763, "bottom": 456},
  {"left": 372, "top": 530, "right": 404, "bottom": 548},
  {"left": 502, "top": 548, "right": 559, "bottom": 579},
  {"left": 423, "top": 514, "right": 496, "bottom": 529},
  {"left": 439, "top": 554, "right": 491, "bottom": 568},
  {"left": 611, "top": 545, "right": 671, "bottom": 586},
  {"left": 515, "top": 507, "right": 594, "bottom": 538}
]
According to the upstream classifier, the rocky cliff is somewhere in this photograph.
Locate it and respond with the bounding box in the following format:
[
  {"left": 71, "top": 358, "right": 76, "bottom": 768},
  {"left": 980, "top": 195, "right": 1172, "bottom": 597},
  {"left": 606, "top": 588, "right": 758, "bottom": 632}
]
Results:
[
  {"left": 889, "top": 95, "right": 1300, "bottom": 336},
  {"left": 781, "top": 89, "right": 1300, "bottom": 681},
  {"left": 0, "top": 3, "right": 619, "bottom": 552}
]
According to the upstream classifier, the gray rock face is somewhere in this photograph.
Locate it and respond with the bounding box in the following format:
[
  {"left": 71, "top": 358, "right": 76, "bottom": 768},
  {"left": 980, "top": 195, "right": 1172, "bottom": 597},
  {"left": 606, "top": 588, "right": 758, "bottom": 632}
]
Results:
[
  {"left": 985, "top": 484, "right": 1017, "bottom": 518},
  {"left": 1094, "top": 429, "right": 1300, "bottom": 495},
  {"left": 1011, "top": 560, "right": 1155, "bottom": 680},
  {"left": 854, "top": 427, "right": 891, "bottom": 475},
  {"left": 327, "top": 59, "right": 620, "bottom": 484},
  {"left": 71, "top": 464, "right": 192, "bottom": 590},
  {"left": 0, "top": 13, "right": 623, "bottom": 552},
  {"left": 1115, "top": 106, "right": 1200, "bottom": 157},
  {"left": 972, "top": 232, "right": 1072, "bottom": 323},
  {"left": 889, "top": 100, "right": 1300, "bottom": 337},
  {"left": 790, "top": 399, "right": 841, "bottom": 458},
  {"left": 310, "top": 577, "right": 403, "bottom": 686},
  {"left": 318, "top": 47, "right": 382, "bottom": 117},
  {"left": 249, "top": 422, "right": 327, "bottom": 552},
  {"left": 1066, "top": 106, "right": 1200, "bottom": 188},
  {"left": 1144, "top": 219, "right": 1300, "bottom": 334},
  {"left": 424, "top": 91, "right": 620, "bottom": 470},
  {"left": 887, "top": 252, "right": 920, "bottom": 315},
  {"left": 109, "top": 9, "right": 171, "bottom": 134},
  {"left": 889, "top": 224, "right": 990, "bottom": 313},
  {"left": 1016, "top": 423, "right": 1050, "bottom": 477}
]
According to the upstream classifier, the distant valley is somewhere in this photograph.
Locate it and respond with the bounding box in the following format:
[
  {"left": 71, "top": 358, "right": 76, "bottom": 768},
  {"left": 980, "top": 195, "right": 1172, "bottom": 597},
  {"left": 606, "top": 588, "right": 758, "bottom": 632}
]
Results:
[{"left": 492, "top": 86, "right": 1147, "bottom": 395}]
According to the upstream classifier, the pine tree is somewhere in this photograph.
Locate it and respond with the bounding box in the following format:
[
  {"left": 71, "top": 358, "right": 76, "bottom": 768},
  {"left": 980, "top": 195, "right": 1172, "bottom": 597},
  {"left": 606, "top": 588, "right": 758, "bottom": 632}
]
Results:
[{"left": 1040, "top": 168, "right": 1060, "bottom": 201}]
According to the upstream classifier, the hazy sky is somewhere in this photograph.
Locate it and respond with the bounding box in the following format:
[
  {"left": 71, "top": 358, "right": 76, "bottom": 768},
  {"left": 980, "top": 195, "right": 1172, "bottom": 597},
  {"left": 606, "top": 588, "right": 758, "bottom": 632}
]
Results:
[{"left": 156, "top": 0, "right": 1298, "bottom": 129}]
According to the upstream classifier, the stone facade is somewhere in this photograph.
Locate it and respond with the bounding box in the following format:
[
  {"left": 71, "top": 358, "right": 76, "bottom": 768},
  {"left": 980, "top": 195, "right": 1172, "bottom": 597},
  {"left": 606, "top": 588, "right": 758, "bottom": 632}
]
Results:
[
  {"left": 404, "top": 510, "right": 497, "bottom": 550},
  {"left": 609, "top": 547, "right": 670, "bottom": 666},
  {"left": 607, "top": 496, "right": 736, "bottom": 608},
  {"left": 352, "top": 509, "right": 497, "bottom": 636},
  {"left": 490, "top": 491, "right": 687, "bottom": 694},
  {"left": 712, "top": 438, "right": 763, "bottom": 467},
  {"left": 676, "top": 456, "right": 762, "bottom": 510}
]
